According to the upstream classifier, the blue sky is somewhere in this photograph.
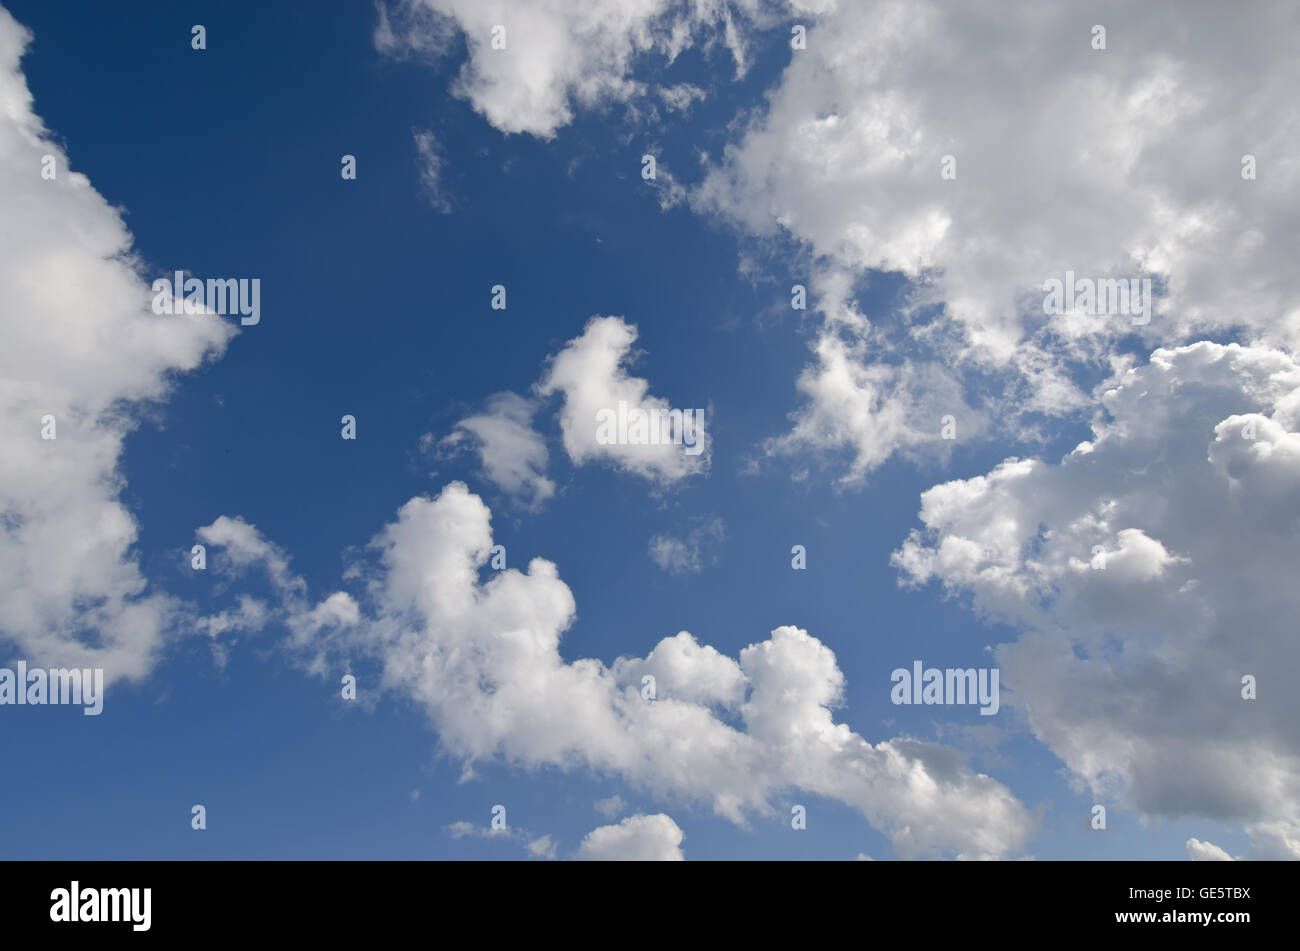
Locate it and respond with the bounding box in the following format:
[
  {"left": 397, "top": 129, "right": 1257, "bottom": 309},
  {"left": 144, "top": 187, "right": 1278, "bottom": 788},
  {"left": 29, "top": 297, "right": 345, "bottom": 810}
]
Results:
[{"left": 1, "top": 0, "right": 1296, "bottom": 862}]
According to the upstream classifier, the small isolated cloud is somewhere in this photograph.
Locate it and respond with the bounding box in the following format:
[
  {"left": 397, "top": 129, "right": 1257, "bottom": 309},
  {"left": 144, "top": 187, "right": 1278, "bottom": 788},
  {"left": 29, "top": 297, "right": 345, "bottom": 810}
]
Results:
[
  {"left": 537, "top": 316, "right": 710, "bottom": 486},
  {"left": 373, "top": 0, "right": 455, "bottom": 62},
  {"left": 413, "top": 128, "right": 452, "bottom": 212},
  {"left": 594, "top": 794, "right": 626, "bottom": 819},
  {"left": 446, "top": 820, "right": 493, "bottom": 839},
  {"left": 658, "top": 83, "right": 706, "bottom": 114},
  {"left": 445, "top": 820, "right": 554, "bottom": 858},
  {"left": 193, "top": 595, "right": 270, "bottom": 669},
  {"left": 576, "top": 814, "right": 685, "bottom": 861},
  {"left": 526, "top": 835, "right": 557, "bottom": 859},
  {"left": 438, "top": 391, "right": 555, "bottom": 509},
  {"left": 197, "top": 515, "right": 304, "bottom": 596},
  {"left": 649, "top": 516, "right": 724, "bottom": 575}
]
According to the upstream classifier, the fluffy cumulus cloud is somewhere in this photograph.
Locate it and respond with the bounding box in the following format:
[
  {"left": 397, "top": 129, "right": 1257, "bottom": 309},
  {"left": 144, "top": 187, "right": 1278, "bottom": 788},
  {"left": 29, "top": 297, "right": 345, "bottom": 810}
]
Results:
[
  {"left": 537, "top": 316, "right": 710, "bottom": 485},
  {"left": 373, "top": 0, "right": 772, "bottom": 138},
  {"left": 0, "top": 9, "right": 235, "bottom": 684},
  {"left": 437, "top": 391, "right": 555, "bottom": 508},
  {"left": 894, "top": 342, "right": 1300, "bottom": 831},
  {"left": 691, "top": 0, "right": 1300, "bottom": 476},
  {"left": 433, "top": 317, "right": 707, "bottom": 499},
  {"left": 198, "top": 481, "right": 1033, "bottom": 858},
  {"left": 577, "top": 813, "right": 686, "bottom": 860}
]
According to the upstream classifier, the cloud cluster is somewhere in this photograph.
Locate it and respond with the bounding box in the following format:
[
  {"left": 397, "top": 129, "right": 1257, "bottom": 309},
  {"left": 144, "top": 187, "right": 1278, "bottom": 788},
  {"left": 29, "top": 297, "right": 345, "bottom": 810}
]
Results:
[
  {"left": 378, "top": 0, "right": 1300, "bottom": 490},
  {"left": 199, "top": 480, "right": 1033, "bottom": 858},
  {"left": 894, "top": 342, "right": 1300, "bottom": 827},
  {"left": 374, "top": 0, "right": 769, "bottom": 138},
  {"left": 692, "top": 0, "right": 1300, "bottom": 476},
  {"left": 0, "top": 9, "right": 234, "bottom": 684}
]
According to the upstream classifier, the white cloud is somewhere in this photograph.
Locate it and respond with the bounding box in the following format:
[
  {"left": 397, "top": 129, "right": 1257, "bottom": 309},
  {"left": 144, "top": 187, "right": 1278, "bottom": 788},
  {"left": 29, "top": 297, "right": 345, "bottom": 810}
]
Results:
[
  {"left": 200, "top": 480, "right": 1033, "bottom": 858},
  {"left": 648, "top": 516, "right": 724, "bottom": 574},
  {"left": 894, "top": 342, "right": 1300, "bottom": 829},
  {"left": 537, "top": 316, "right": 710, "bottom": 485},
  {"left": 1186, "top": 822, "right": 1300, "bottom": 861},
  {"left": 197, "top": 516, "right": 304, "bottom": 599},
  {"left": 594, "top": 794, "right": 627, "bottom": 819},
  {"left": 1241, "top": 821, "right": 1300, "bottom": 861},
  {"left": 614, "top": 630, "right": 746, "bottom": 708},
  {"left": 656, "top": 170, "right": 689, "bottom": 212},
  {"left": 440, "top": 320, "right": 709, "bottom": 499},
  {"left": 760, "top": 324, "right": 989, "bottom": 485},
  {"left": 377, "top": 0, "right": 1300, "bottom": 483},
  {"left": 373, "top": 0, "right": 455, "bottom": 62},
  {"left": 196, "top": 516, "right": 356, "bottom": 678},
  {"left": 446, "top": 820, "right": 494, "bottom": 839},
  {"left": 576, "top": 813, "right": 685, "bottom": 861},
  {"left": 658, "top": 82, "right": 707, "bottom": 114},
  {"left": 692, "top": 0, "right": 1300, "bottom": 477},
  {"left": 526, "top": 834, "right": 558, "bottom": 859},
  {"left": 194, "top": 595, "right": 270, "bottom": 670},
  {"left": 373, "top": 0, "right": 766, "bottom": 139},
  {"left": 285, "top": 591, "right": 363, "bottom": 652},
  {"left": 438, "top": 391, "right": 555, "bottom": 508},
  {"left": 412, "top": 128, "right": 453, "bottom": 212},
  {"left": 0, "top": 9, "right": 235, "bottom": 685},
  {"left": 1186, "top": 838, "right": 1234, "bottom": 861},
  {"left": 445, "top": 819, "right": 556, "bottom": 858}
]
